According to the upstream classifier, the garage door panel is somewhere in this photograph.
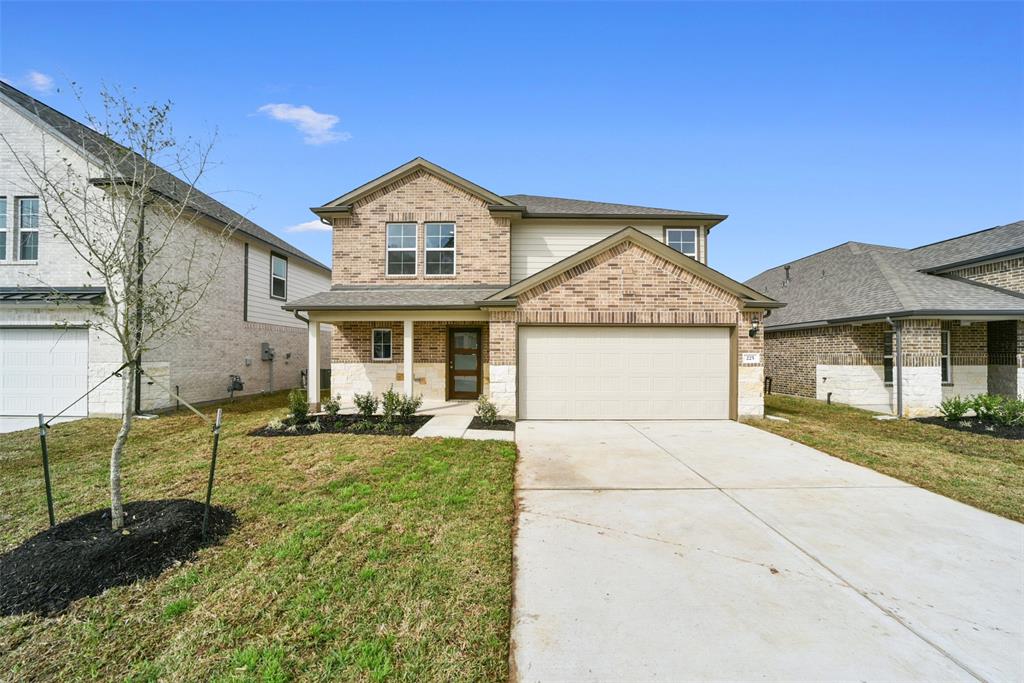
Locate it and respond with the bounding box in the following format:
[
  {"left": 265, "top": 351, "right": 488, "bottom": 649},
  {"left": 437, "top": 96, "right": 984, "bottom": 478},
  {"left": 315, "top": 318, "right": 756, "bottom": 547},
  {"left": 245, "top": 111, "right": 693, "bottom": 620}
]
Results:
[
  {"left": 520, "top": 326, "right": 730, "bottom": 420},
  {"left": 0, "top": 328, "right": 89, "bottom": 417}
]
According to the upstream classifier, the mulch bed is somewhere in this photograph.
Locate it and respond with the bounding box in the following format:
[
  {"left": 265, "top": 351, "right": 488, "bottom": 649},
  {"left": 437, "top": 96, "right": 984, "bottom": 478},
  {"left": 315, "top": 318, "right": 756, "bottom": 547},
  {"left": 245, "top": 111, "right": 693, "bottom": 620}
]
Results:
[
  {"left": 468, "top": 416, "right": 516, "bottom": 432},
  {"left": 0, "top": 499, "right": 235, "bottom": 618},
  {"left": 914, "top": 416, "right": 1024, "bottom": 440},
  {"left": 249, "top": 414, "right": 432, "bottom": 437}
]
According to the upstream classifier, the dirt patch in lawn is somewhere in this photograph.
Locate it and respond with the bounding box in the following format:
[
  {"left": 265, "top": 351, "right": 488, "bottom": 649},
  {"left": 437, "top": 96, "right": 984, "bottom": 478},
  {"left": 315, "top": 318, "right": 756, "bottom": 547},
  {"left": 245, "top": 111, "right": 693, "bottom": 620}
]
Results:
[
  {"left": 0, "top": 499, "right": 235, "bottom": 617},
  {"left": 250, "top": 414, "right": 432, "bottom": 437},
  {"left": 913, "top": 416, "right": 1024, "bottom": 440},
  {"left": 468, "top": 416, "right": 516, "bottom": 432}
]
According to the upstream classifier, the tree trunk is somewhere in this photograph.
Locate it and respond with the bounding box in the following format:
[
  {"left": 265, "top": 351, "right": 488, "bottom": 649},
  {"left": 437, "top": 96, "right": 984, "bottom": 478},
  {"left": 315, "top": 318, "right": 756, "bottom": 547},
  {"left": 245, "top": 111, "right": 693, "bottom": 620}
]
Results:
[{"left": 109, "top": 367, "right": 134, "bottom": 530}]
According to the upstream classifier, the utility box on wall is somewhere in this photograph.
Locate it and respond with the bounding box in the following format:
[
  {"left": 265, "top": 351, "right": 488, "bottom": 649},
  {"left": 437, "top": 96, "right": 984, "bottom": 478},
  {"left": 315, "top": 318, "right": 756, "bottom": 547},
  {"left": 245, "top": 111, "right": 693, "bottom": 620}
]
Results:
[{"left": 260, "top": 342, "right": 275, "bottom": 361}]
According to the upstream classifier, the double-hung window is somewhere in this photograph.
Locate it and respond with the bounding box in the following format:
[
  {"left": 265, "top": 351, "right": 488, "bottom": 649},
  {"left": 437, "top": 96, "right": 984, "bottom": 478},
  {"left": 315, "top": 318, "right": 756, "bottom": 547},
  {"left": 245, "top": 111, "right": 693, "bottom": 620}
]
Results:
[
  {"left": 372, "top": 328, "right": 392, "bottom": 361},
  {"left": 0, "top": 198, "right": 7, "bottom": 261},
  {"left": 883, "top": 331, "right": 894, "bottom": 384},
  {"left": 270, "top": 252, "right": 288, "bottom": 300},
  {"left": 386, "top": 223, "right": 417, "bottom": 276},
  {"left": 16, "top": 197, "right": 39, "bottom": 261},
  {"left": 940, "top": 330, "right": 951, "bottom": 384},
  {"left": 665, "top": 228, "right": 697, "bottom": 258},
  {"left": 425, "top": 222, "right": 455, "bottom": 275}
]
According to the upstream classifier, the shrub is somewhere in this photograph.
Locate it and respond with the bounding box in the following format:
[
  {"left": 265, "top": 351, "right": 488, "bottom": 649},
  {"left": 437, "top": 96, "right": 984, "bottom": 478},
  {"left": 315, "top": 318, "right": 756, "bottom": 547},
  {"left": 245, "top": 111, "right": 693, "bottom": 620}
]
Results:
[
  {"left": 995, "top": 398, "right": 1024, "bottom": 427},
  {"left": 937, "top": 396, "right": 972, "bottom": 422},
  {"left": 353, "top": 392, "right": 378, "bottom": 419},
  {"left": 476, "top": 396, "right": 498, "bottom": 425},
  {"left": 267, "top": 418, "right": 285, "bottom": 431},
  {"left": 308, "top": 419, "right": 322, "bottom": 432},
  {"left": 322, "top": 396, "right": 341, "bottom": 417},
  {"left": 398, "top": 392, "right": 423, "bottom": 420},
  {"left": 381, "top": 387, "right": 402, "bottom": 424},
  {"left": 971, "top": 394, "right": 1004, "bottom": 423},
  {"left": 288, "top": 389, "right": 308, "bottom": 423}
]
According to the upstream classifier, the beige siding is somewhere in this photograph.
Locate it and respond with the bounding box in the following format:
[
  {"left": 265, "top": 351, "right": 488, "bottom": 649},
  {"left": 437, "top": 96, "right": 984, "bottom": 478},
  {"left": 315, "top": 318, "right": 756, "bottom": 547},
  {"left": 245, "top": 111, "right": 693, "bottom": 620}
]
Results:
[
  {"left": 510, "top": 220, "right": 707, "bottom": 282},
  {"left": 246, "top": 242, "right": 327, "bottom": 328}
]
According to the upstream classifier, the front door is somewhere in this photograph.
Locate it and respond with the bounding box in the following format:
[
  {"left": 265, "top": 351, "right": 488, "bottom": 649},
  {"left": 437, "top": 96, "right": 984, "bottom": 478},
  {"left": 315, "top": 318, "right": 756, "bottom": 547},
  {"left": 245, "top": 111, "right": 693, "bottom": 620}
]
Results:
[{"left": 448, "top": 328, "right": 482, "bottom": 400}]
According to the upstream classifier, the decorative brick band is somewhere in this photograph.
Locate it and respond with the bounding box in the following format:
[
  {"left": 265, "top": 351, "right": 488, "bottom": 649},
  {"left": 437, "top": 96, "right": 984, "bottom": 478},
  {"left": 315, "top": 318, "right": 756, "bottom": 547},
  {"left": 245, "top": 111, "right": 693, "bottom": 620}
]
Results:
[{"left": 515, "top": 309, "right": 740, "bottom": 325}]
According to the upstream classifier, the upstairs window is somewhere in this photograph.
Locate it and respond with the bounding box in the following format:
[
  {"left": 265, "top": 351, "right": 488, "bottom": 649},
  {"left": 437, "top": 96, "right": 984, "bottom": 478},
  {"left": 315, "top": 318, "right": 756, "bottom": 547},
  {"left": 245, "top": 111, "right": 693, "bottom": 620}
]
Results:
[
  {"left": 0, "top": 198, "right": 7, "bottom": 261},
  {"left": 425, "top": 222, "right": 455, "bottom": 275},
  {"left": 270, "top": 252, "right": 288, "bottom": 300},
  {"left": 665, "top": 228, "right": 697, "bottom": 259},
  {"left": 386, "top": 223, "right": 417, "bottom": 276},
  {"left": 17, "top": 197, "right": 39, "bottom": 261}
]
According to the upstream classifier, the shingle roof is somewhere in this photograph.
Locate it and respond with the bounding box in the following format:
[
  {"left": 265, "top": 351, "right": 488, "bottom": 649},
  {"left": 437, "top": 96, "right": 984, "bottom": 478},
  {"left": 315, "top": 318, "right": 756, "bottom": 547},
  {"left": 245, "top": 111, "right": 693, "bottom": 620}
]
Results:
[
  {"left": 503, "top": 194, "right": 725, "bottom": 219},
  {"left": 908, "top": 220, "right": 1024, "bottom": 271},
  {"left": 0, "top": 81, "right": 328, "bottom": 272},
  {"left": 283, "top": 285, "right": 506, "bottom": 311},
  {"left": 745, "top": 241, "right": 1024, "bottom": 329}
]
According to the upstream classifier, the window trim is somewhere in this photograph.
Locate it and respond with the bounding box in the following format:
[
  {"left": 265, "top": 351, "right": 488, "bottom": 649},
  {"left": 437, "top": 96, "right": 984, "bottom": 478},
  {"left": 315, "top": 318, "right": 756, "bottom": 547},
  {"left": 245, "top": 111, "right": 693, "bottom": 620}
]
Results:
[
  {"left": 372, "top": 328, "right": 393, "bottom": 361},
  {"left": 664, "top": 227, "right": 698, "bottom": 260},
  {"left": 941, "top": 329, "right": 952, "bottom": 385},
  {"left": 270, "top": 251, "right": 288, "bottom": 301},
  {"left": 424, "top": 222, "right": 457, "bottom": 277},
  {"left": 15, "top": 196, "right": 40, "bottom": 262},
  {"left": 385, "top": 222, "right": 418, "bottom": 277}
]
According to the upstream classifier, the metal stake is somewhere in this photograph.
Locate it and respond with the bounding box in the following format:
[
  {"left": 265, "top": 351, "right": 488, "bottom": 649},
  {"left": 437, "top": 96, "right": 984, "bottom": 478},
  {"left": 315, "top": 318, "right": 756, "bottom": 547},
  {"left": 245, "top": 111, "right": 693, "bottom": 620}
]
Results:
[
  {"left": 38, "top": 414, "right": 55, "bottom": 527},
  {"left": 202, "top": 408, "right": 223, "bottom": 540}
]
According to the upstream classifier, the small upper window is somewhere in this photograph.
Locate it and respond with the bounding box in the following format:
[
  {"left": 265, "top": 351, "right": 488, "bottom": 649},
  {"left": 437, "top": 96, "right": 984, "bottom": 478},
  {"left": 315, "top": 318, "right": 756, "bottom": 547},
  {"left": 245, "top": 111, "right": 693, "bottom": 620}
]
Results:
[
  {"left": 0, "top": 197, "right": 7, "bottom": 261},
  {"left": 372, "top": 328, "right": 392, "bottom": 360},
  {"left": 17, "top": 197, "right": 39, "bottom": 261},
  {"left": 270, "top": 253, "right": 288, "bottom": 300},
  {"left": 386, "top": 223, "right": 417, "bottom": 276},
  {"left": 665, "top": 228, "right": 697, "bottom": 258},
  {"left": 425, "top": 222, "right": 455, "bottom": 276}
]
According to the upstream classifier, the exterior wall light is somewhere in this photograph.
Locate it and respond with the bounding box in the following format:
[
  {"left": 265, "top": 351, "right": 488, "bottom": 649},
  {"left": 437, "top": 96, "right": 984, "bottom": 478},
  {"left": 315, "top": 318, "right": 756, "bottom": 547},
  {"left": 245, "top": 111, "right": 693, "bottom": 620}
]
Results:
[{"left": 749, "top": 315, "right": 760, "bottom": 338}]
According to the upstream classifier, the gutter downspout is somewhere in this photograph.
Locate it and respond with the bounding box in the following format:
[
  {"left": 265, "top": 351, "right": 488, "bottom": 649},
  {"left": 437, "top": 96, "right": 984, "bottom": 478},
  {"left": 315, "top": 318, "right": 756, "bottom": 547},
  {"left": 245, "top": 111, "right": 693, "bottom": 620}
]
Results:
[{"left": 887, "top": 317, "right": 903, "bottom": 418}]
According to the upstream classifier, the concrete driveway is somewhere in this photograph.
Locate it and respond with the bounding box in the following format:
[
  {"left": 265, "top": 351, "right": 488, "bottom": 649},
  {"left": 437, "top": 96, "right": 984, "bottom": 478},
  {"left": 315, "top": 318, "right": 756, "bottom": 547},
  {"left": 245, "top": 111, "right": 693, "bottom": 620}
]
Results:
[{"left": 512, "top": 420, "right": 1023, "bottom": 682}]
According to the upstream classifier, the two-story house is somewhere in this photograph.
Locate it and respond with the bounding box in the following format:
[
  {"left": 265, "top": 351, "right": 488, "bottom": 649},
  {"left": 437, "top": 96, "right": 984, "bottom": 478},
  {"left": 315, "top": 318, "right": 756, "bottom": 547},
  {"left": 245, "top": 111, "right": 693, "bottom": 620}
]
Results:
[
  {"left": 286, "top": 157, "right": 780, "bottom": 420},
  {"left": 0, "top": 82, "right": 330, "bottom": 431},
  {"left": 746, "top": 220, "right": 1024, "bottom": 416}
]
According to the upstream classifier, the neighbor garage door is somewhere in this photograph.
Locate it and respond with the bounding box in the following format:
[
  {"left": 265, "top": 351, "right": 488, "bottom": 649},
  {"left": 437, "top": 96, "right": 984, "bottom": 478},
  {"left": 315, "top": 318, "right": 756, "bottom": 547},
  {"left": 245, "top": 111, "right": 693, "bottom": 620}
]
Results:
[
  {"left": 519, "top": 326, "right": 731, "bottom": 420},
  {"left": 0, "top": 327, "right": 89, "bottom": 417}
]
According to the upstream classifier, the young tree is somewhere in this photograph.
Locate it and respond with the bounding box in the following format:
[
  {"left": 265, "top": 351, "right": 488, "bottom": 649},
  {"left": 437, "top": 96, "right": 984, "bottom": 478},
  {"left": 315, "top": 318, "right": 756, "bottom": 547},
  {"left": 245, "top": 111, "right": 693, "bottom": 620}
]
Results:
[{"left": 2, "top": 85, "right": 238, "bottom": 529}]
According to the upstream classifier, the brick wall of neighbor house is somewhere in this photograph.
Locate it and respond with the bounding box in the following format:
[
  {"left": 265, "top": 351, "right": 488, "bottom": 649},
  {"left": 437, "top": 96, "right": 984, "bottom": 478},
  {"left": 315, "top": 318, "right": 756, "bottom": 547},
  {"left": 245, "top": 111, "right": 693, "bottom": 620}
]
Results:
[
  {"left": 331, "top": 321, "right": 490, "bottom": 403},
  {"left": 944, "top": 257, "right": 1024, "bottom": 294},
  {"left": 497, "top": 240, "right": 766, "bottom": 418},
  {"left": 942, "top": 321, "right": 988, "bottom": 400},
  {"left": 987, "top": 320, "right": 1023, "bottom": 398},
  {"left": 330, "top": 169, "right": 511, "bottom": 286}
]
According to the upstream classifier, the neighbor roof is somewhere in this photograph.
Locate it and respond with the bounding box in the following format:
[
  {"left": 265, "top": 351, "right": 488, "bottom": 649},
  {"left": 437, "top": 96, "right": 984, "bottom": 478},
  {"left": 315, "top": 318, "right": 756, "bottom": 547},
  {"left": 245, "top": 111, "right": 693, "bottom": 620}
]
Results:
[
  {"left": 908, "top": 220, "right": 1024, "bottom": 272},
  {"left": 0, "top": 81, "right": 328, "bottom": 272},
  {"left": 283, "top": 285, "right": 505, "bottom": 311},
  {"left": 746, "top": 239, "right": 1024, "bottom": 330}
]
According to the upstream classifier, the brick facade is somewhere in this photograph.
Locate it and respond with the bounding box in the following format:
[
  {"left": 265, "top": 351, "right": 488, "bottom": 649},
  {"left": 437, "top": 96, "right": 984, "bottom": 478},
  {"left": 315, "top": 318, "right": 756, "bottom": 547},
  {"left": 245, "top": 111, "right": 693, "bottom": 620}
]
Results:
[
  {"left": 331, "top": 321, "right": 488, "bottom": 366},
  {"left": 331, "top": 170, "right": 510, "bottom": 286},
  {"left": 943, "top": 257, "right": 1024, "bottom": 294}
]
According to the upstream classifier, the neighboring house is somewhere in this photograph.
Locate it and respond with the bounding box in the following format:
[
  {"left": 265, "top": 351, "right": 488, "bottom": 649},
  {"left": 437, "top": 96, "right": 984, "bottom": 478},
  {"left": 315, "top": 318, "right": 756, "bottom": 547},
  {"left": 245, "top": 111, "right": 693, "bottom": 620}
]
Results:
[
  {"left": 286, "top": 157, "right": 779, "bottom": 420},
  {"left": 0, "top": 83, "right": 330, "bottom": 428},
  {"left": 746, "top": 221, "right": 1024, "bottom": 417}
]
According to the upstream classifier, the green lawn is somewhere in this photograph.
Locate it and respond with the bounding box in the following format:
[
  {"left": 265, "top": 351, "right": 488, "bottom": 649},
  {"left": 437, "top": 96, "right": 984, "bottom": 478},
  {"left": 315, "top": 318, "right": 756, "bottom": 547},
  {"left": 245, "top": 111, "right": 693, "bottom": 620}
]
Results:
[
  {"left": 745, "top": 394, "right": 1024, "bottom": 522},
  {"left": 0, "top": 392, "right": 516, "bottom": 681}
]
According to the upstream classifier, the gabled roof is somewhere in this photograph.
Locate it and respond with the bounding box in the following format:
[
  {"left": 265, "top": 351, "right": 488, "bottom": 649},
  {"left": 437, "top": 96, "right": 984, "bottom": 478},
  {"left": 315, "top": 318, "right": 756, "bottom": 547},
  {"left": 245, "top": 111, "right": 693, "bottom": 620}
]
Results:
[
  {"left": 746, "top": 240, "right": 1024, "bottom": 330},
  {"left": 503, "top": 194, "right": 726, "bottom": 222},
  {"left": 283, "top": 285, "right": 504, "bottom": 311},
  {"left": 313, "top": 157, "right": 516, "bottom": 213},
  {"left": 908, "top": 220, "right": 1024, "bottom": 272},
  {"left": 485, "top": 227, "right": 780, "bottom": 309},
  {"left": 0, "top": 81, "right": 328, "bottom": 272}
]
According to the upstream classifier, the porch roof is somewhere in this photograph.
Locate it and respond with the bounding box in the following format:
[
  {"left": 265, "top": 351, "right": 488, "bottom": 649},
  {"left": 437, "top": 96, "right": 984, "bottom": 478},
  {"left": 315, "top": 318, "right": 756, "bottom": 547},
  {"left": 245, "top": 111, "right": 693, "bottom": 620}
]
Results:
[{"left": 283, "top": 285, "right": 506, "bottom": 311}]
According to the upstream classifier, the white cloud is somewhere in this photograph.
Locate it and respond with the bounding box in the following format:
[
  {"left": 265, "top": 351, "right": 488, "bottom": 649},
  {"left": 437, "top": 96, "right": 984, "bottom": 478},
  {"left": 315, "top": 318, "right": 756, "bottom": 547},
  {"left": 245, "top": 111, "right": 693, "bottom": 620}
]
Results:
[
  {"left": 284, "top": 219, "right": 331, "bottom": 233},
  {"left": 258, "top": 103, "right": 351, "bottom": 145},
  {"left": 26, "top": 71, "right": 54, "bottom": 94}
]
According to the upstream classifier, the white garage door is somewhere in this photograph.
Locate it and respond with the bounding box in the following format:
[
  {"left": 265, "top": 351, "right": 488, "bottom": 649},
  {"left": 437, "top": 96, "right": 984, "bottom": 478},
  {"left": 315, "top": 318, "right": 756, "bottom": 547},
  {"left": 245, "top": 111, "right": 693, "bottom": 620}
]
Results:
[
  {"left": 519, "top": 326, "right": 731, "bottom": 420},
  {"left": 0, "top": 327, "right": 89, "bottom": 417}
]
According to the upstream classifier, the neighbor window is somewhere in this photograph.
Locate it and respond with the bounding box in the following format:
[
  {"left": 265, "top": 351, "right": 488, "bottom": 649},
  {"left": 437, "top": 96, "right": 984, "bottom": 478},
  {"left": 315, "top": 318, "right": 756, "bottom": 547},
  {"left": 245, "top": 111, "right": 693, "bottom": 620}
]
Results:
[
  {"left": 883, "top": 331, "right": 894, "bottom": 384},
  {"left": 425, "top": 222, "right": 455, "bottom": 275},
  {"left": 665, "top": 228, "right": 697, "bottom": 258},
  {"left": 16, "top": 197, "right": 39, "bottom": 261},
  {"left": 941, "top": 329, "right": 951, "bottom": 384},
  {"left": 0, "top": 198, "right": 7, "bottom": 261},
  {"left": 270, "top": 252, "right": 288, "bottom": 300},
  {"left": 372, "top": 328, "right": 392, "bottom": 360},
  {"left": 386, "top": 223, "right": 417, "bottom": 276}
]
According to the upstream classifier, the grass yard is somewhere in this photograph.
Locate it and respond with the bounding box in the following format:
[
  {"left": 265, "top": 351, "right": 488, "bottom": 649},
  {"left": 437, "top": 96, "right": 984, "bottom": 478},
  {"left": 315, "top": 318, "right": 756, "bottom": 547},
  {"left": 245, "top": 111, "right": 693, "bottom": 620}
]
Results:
[
  {"left": 746, "top": 394, "right": 1024, "bottom": 522},
  {"left": 0, "top": 392, "right": 516, "bottom": 681}
]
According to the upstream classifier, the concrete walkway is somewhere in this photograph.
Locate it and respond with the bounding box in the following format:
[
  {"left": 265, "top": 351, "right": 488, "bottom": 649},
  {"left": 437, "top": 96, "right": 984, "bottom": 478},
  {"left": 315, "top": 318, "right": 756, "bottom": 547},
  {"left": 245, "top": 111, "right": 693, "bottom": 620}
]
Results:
[
  {"left": 412, "top": 414, "right": 514, "bottom": 441},
  {"left": 512, "top": 420, "right": 1023, "bottom": 682}
]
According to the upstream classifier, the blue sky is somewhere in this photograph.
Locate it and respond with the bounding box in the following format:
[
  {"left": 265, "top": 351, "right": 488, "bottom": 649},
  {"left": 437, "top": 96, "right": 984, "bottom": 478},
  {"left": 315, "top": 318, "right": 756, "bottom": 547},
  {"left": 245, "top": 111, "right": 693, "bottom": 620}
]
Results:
[{"left": 2, "top": 1, "right": 1022, "bottom": 280}]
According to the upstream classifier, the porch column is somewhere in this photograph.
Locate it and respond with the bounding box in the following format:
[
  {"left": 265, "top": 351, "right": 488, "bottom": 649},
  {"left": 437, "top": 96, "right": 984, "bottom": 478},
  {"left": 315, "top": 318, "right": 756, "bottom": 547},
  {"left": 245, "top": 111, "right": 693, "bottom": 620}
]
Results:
[
  {"left": 307, "top": 321, "right": 320, "bottom": 410},
  {"left": 403, "top": 320, "right": 414, "bottom": 397}
]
